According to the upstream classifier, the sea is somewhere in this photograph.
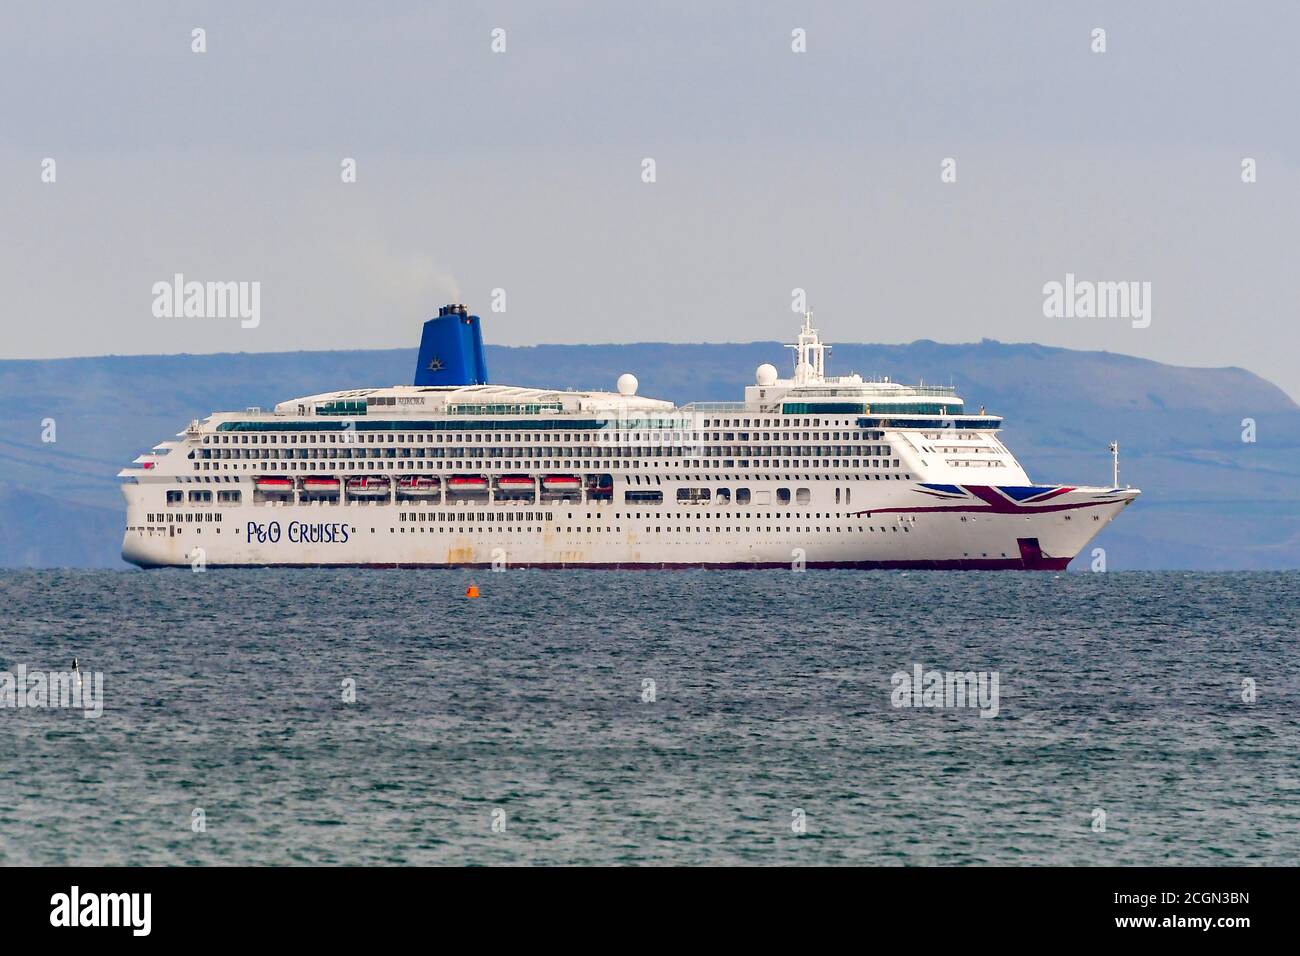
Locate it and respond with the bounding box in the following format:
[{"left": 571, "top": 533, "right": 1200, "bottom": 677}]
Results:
[{"left": 1, "top": 569, "right": 1297, "bottom": 866}]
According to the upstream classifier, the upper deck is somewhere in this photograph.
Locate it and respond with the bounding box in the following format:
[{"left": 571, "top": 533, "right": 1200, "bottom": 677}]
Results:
[
  {"left": 270, "top": 383, "right": 673, "bottom": 421},
  {"left": 213, "top": 311, "right": 989, "bottom": 429},
  {"left": 119, "top": 309, "right": 1010, "bottom": 484}
]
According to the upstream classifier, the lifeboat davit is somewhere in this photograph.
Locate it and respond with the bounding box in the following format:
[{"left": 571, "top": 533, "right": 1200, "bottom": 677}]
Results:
[
  {"left": 542, "top": 475, "right": 581, "bottom": 491},
  {"left": 346, "top": 476, "right": 391, "bottom": 497},
  {"left": 397, "top": 475, "right": 441, "bottom": 496},
  {"left": 302, "top": 477, "right": 340, "bottom": 494},
  {"left": 255, "top": 476, "right": 294, "bottom": 492}
]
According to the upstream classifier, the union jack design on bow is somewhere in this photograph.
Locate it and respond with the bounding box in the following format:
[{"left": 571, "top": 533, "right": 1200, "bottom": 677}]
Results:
[{"left": 852, "top": 483, "right": 1125, "bottom": 517}]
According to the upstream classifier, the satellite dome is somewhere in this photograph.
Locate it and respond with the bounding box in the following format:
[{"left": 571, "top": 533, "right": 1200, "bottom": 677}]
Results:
[
  {"left": 616, "top": 373, "right": 638, "bottom": 396},
  {"left": 755, "top": 363, "right": 778, "bottom": 386}
]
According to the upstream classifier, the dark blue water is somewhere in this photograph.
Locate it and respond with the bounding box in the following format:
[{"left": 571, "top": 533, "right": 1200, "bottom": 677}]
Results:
[{"left": 1, "top": 569, "right": 1297, "bottom": 865}]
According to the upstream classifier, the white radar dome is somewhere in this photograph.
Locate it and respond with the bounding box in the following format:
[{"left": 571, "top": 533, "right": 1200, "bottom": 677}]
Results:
[
  {"left": 755, "top": 363, "right": 778, "bottom": 386},
  {"left": 616, "top": 373, "right": 639, "bottom": 396}
]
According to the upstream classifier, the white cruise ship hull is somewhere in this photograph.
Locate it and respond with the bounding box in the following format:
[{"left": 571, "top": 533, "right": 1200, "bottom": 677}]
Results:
[{"left": 121, "top": 483, "right": 1136, "bottom": 571}]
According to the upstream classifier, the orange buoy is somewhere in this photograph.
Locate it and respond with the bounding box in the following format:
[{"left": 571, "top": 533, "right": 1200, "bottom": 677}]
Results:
[{"left": 466, "top": 585, "right": 480, "bottom": 598}]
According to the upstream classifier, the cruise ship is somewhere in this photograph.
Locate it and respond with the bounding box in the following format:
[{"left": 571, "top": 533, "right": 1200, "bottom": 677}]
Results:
[{"left": 119, "top": 304, "right": 1138, "bottom": 569}]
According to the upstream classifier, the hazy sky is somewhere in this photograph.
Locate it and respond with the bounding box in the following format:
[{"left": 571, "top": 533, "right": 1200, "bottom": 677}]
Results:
[{"left": 4, "top": 1, "right": 1298, "bottom": 400}]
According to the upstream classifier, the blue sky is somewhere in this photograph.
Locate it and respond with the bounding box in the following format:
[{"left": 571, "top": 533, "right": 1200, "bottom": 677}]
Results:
[{"left": 3, "top": 1, "right": 1298, "bottom": 400}]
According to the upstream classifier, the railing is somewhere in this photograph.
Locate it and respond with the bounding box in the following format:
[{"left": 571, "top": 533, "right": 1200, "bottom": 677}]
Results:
[
  {"left": 795, "top": 384, "right": 960, "bottom": 398},
  {"left": 447, "top": 403, "right": 563, "bottom": 416}
]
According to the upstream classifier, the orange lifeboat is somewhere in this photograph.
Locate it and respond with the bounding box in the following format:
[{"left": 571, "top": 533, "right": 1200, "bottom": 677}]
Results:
[
  {"left": 397, "top": 475, "right": 441, "bottom": 497},
  {"left": 255, "top": 476, "right": 294, "bottom": 493},
  {"left": 346, "top": 476, "right": 391, "bottom": 498},
  {"left": 302, "top": 476, "right": 340, "bottom": 494}
]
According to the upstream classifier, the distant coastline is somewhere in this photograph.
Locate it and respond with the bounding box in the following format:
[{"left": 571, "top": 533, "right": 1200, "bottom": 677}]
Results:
[{"left": 1, "top": 339, "right": 1297, "bottom": 569}]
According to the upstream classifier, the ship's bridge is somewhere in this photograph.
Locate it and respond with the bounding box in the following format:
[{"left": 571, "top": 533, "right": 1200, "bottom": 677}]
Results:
[
  {"left": 747, "top": 380, "right": 967, "bottom": 416},
  {"left": 741, "top": 312, "right": 977, "bottom": 420}
]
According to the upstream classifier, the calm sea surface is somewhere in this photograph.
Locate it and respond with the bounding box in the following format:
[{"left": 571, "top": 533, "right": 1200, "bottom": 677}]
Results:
[{"left": 1, "top": 569, "right": 1297, "bottom": 866}]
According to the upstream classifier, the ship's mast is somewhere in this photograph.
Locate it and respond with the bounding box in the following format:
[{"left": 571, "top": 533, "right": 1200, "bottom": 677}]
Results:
[{"left": 786, "top": 310, "right": 829, "bottom": 385}]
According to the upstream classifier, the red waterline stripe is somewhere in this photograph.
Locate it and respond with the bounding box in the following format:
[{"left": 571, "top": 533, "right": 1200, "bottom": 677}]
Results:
[{"left": 136, "top": 557, "right": 1072, "bottom": 572}]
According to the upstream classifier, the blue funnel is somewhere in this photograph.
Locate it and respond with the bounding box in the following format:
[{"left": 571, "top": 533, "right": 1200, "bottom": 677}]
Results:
[{"left": 413, "top": 304, "right": 489, "bottom": 386}]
